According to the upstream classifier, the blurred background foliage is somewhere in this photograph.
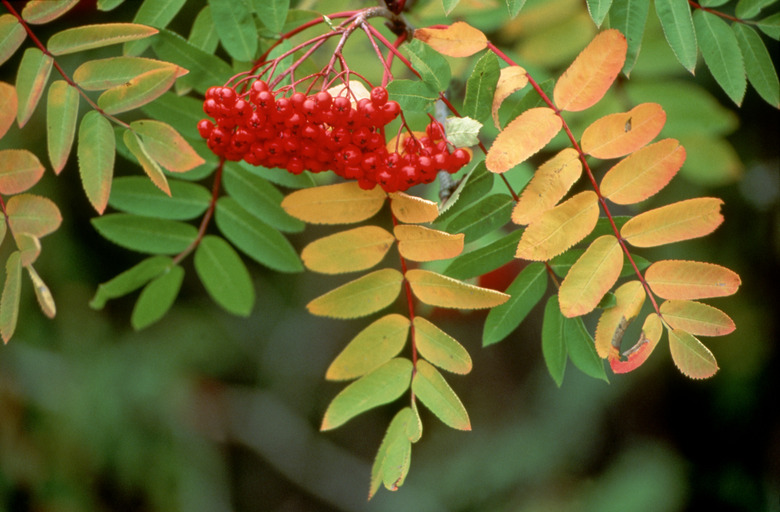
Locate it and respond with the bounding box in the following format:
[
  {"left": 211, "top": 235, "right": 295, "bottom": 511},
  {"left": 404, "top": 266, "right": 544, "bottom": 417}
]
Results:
[{"left": 0, "top": 0, "right": 778, "bottom": 511}]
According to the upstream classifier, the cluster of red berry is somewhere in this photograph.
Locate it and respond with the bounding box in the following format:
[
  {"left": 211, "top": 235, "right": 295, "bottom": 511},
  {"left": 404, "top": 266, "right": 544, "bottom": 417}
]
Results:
[{"left": 197, "top": 80, "right": 470, "bottom": 192}]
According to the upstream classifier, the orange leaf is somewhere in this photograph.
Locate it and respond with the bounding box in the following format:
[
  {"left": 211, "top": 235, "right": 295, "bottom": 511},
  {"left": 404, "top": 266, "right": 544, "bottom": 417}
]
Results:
[
  {"left": 553, "top": 29, "right": 627, "bottom": 112},
  {"left": 6, "top": 194, "right": 62, "bottom": 238},
  {"left": 492, "top": 65, "right": 528, "bottom": 129},
  {"left": 668, "top": 328, "right": 718, "bottom": 379},
  {"left": 414, "top": 22, "right": 488, "bottom": 58},
  {"left": 660, "top": 300, "right": 735, "bottom": 337},
  {"left": 395, "top": 225, "right": 464, "bottom": 262},
  {"left": 515, "top": 191, "right": 599, "bottom": 261},
  {"left": 621, "top": 197, "right": 724, "bottom": 247},
  {"left": 558, "top": 235, "right": 623, "bottom": 317},
  {"left": 282, "top": 182, "right": 387, "bottom": 225},
  {"left": 486, "top": 107, "right": 562, "bottom": 174},
  {"left": 0, "top": 149, "right": 45, "bottom": 195},
  {"left": 610, "top": 313, "right": 663, "bottom": 374},
  {"left": 594, "top": 280, "right": 645, "bottom": 358},
  {"left": 405, "top": 269, "right": 509, "bottom": 309},
  {"left": 511, "top": 148, "right": 581, "bottom": 225},
  {"left": 0, "top": 82, "right": 17, "bottom": 138},
  {"left": 580, "top": 103, "right": 666, "bottom": 159},
  {"left": 306, "top": 268, "right": 403, "bottom": 319},
  {"left": 301, "top": 226, "right": 395, "bottom": 274},
  {"left": 600, "top": 139, "right": 685, "bottom": 205},
  {"left": 389, "top": 192, "right": 439, "bottom": 223},
  {"left": 645, "top": 260, "right": 741, "bottom": 300}
]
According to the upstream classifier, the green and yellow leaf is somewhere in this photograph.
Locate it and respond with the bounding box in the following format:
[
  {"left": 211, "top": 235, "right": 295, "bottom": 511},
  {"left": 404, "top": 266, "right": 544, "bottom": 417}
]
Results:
[
  {"left": 645, "top": 260, "right": 741, "bottom": 300},
  {"left": 621, "top": 197, "right": 724, "bottom": 247},
  {"left": 0, "top": 149, "right": 45, "bottom": 194},
  {"left": 594, "top": 280, "right": 645, "bottom": 358},
  {"left": 511, "top": 148, "right": 582, "bottom": 225},
  {"left": 26, "top": 265, "right": 55, "bottom": 318},
  {"left": 369, "top": 407, "right": 417, "bottom": 499},
  {"left": 123, "top": 129, "right": 170, "bottom": 195},
  {"left": 515, "top": 191, "right": 600, "bottom": 261},
  {"left": 412, "top": 360, "right": 470, "bottom": 430},
  {"left": 15, "top": 48, "right": 53, "bottom": 128},
  {"left": 413, "top": 317, "right": 472, "bottom": 374},
  {"left": 46, "top": 80, "right": 79, "bottom": 174},
  {"left": 580, "top": 103, "right": 666, "bottom": 159},
  {"left": 553, "top": 29, "right": 627, "bottom": 112},
  {"left": 492, "top": 65, "right": 528, "bottom": 129},
  {"left": 405, "top": 269, "right": 509, "bottom": 309},
  {"left": 15, "top": 233, "right": 41, "bottom": 267},
  {"left": 130, "top": 119, "right": 204, "bottom": 173},
  {"left": 47, "top": 23, "right": 158, "bottom": 55},
  {"left": 395, "top": 225, "right": 464, "bottom": 262},
  {"left": 668, "top": 328, "right": 718, "bottom": 379},
  {"left": 0, "top": 82, "right": 17, "bottom": 138},
  {"left": 0, "top": 15, "right": 27, "bottom": 66},
  {"left": 73, "top": 56, "right": 186, "bottom": 91},
  {"left": 77, "top": 111, "right": 115, "bottom": 213},
  {"left": 6, "top": 194, "right": 62, "bottom": 237},
  {"left": 21, "top": 0, "right": 79, "bottom": 24},
  {"left": 414, "top": 22, "right": 487, "bottom": 58},
  {"left": 660, "top": 299, "right": 735, "bottom": 337},
  {"left": 0, "top": 252, "right": 22, "bottom": 343},
  {"left": 609, "top": 312, "right": 663, "bottom": 374},
  {"left": 307, "top": 268, "right": 404, "bottom": 319},
  {"left": 98, "top": 66, "right": 179, "bottom": 115},
  {"left": 558, "top": 235, "right": 623, "bottom": 317},
  {"left": 389, "top": 192, "right": 439, "bottom": 223},
  {"left": 486, "top": 107, "right": 562, "bottom": 173},
  {"left": 302, "top": 226, "right": 395, "bottom": 274},
  {"left": 282, "top": 182, "right": 387, "bottom": 225}
]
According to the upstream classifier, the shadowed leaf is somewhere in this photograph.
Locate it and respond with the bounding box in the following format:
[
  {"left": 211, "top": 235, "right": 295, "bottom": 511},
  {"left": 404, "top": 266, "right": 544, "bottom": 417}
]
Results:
[
  {"left": 252, "top": 0, "right": 289, "bottom": 34},
  {"left": 90, "top": 256, "right": 172, "bottom": 309},
  {"left": 483, "top": 262, "right": 547, "bottom": 346},
  {"left": 109, "top": 176, "right": 210, "bottom": 220},
  {"left": 209, "top": 0, "right": 257, "bottom": 62},
  {"left": 594, "top": 280, "right": 645, "bottom": 358},
  {"left": 301, "top": 226, "right": 395, "bottom": 274},
  {"left": 621, "top": 197, "right": 723, "bottom": 247},
  {"left": 610, "top": 313, "right": 663, "bottom": 373},
  {"left": 645, "top": 260, "right": 741, "bottom": 299},
  {"left": 542, "top": 296, "right": 567, "bottom": 386},
  {"left": 693, "top": 9, "right": 746, "bottom": 105},
  {"left": 733, "top": 23, "right": 780, "bottom": 108},
  {"left": 486, "top": 107, "right": 562, "bottom": 173},
  {"left": 0, "top": 252, "right": 22, "bottom": 344},
  {"left": 580, "top": 103, "right": 666, "bottom": 159},
  {"left": 307, "top": 269, "right": 404, "bottom": 319},
  {"left": 406, "top": 269, "right": 509, "bottom": 309},
  {"left": 564, "top": 316, "right": 608, "bottom": 382},
  {"left": 414, "top": 22, "right": 487, "bottom": 58},
  {"left": 609, "top": 0, "right": 649, "bottom": 75},
  {"left": 463, "top": 51, "right": 499, "bottom": 122}
]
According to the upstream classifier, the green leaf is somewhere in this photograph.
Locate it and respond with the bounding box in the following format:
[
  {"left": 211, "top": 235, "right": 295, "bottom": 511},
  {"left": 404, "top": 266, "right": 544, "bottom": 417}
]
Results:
[
  {"left": 47, "top": 23, "right": 158, "bottom": 56},
  {"left": 78, "top": 111, "right": 115, "bottom": 214},
  {"left": 90, "top": 256, "right": 172, "bottom": 309},
  {"left": 321, "top": 358, "right": 413, "bottom": 430},
  {"left": 46, "top": 80, "right": 79, "bottom": 174},
  {"left": 437, "top": 159, "right": 494, "bottom": 221},
  {"left": 564, "top": 316, "right": 608, "bottom": 382},
  {"left": 732, "top": 23, "right": 780, "bottom": 108},
  {"left": 326, "top": 314, "right": 410, "bottom": 381},
  {"left": 443, "top": 230, "right": 522, "bottom": 280},
  {"left": 21, "top": 0, "right": 79, "bottom": 24},
  {"left": 214, "top": 197, "right": 302, "bottom": 273},
  {"left": 6, "top": 194, "right": 61, "bottom": 237},
  {"left": 403, "top": 39, "right": 451, "bottom": 93},
  {"left": 503, "top": 78, "right": 555, "bottom": 128},
  {"left": 441, "top": 193, "right": 513, "bottom": 244},
  {"left": 0, "top": 149, "right": 45, "bottom": 195},
  {"left": 693, "top": 9, "right": 747, "bottom": 106},
  {"left": 152, "top": 29, "right": 234, "bottom": 94},
  {"left": 188, "top": 6, "right": 220, "bottom": 53},
  {"left": 654, "top": 0, "right": 698, "bottom": 73},
  {"left": 483, "top": 262, "right": 547, "bottom": 346},
  {"left": 123, "top": 129, "right": 170, "bottom": 196},
  {"left": 223, "top": 163, "right": 304, "bottom": 233},
  {"left": 463, "top": 51, "right": 500, "bottom": 122},
  {"left": 73, "top": 56, "right": 183, "bottom": 91},
  {"left": 15, "top": 47, "right": 54, "bottom": 128},
  {"left": 542, "top": 296, "right": 567, "bottom": 387},
  {"left": 129, "top": 119, "right": 205, "bottom": 173},
  {"left": 442, "top": 0, "right": 461, "bottom": 15},
  {"left": 506, "top": 0, "right": 527, "bottom": 17},
  {"left": 239, "top": 160, "right": 316, "bottom": 189},
  {"left": 735, "top": 0, "right": 774, "bottom": 20},
  {"left": 414, "top": 317, "right": 472, "bottom": 374},
  {"left": 444, "top": 116, "right": 482, "bottom": 148},
  {"left": 124, "top": 0, "right": 187, "bottom": 56},
  {"left": 0, "top": 252, "right": 22, "bottom": 344},
  {"left": 608, "top": 0, "right": 650, "bottom": 76},
  {"left": 757, "top": 12, "right": 780, "bottom": 40},
  {"left": 194, "top": 235, "right": 255, "bottom": 316},
  {"left": 141, "top": 91, "right": 204, "bottom": 140},
  {"left": 98, "top": 0, "right": 127, "bottom": 12},
  {"left": 0, "top": 14, "right": 26, "bottom": 67},
  {"left": 252, "top": 0, "right": 290, "bottom": 34},
  {"left": 370, "top": 407, "right": 416, "bottom": 499},
  {"left": 98, "top": 66, "right": 179, "bottom": 115},
  {"left": 91, "top": 214, "right": 197, "bottom": 254},
  {"left": 109, "top": 176, "right": 210, "bottom": 220},
  {"left": 587, "top": 0, "right": 614, "bottom": 27},
  {"left": 386, "top": 79, "right": 439, "bottom": 112},
  {"left": 208, "top": 0, "right": 257, "bottom": 61},
  {"left": 307, "top": 268, "right": 404, "bottom": 319},
  {"left": 131, "top": 265, "right": 184, "bottom": 329},
  {"left": 412, "top": 360, "right": 470, "bottom": 430}
]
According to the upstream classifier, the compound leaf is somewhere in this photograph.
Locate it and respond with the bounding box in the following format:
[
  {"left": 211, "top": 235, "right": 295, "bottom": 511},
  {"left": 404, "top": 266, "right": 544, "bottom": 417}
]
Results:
[
  {"left": 412, "top": 360, "right": 470, "bottom": 430},
  {"left": 515, "top": 191, "right": 600, "bottom": 261},
  {"left": 660, "top": 299, "right": 735, "bottom": 336},
  {"left": 395, "top": 225, "right": 464, "bottom": 262},
  {"left": 644, "top": 260, "right": 741, "bottom": 300},
  {"left": 47, "top": 23, "right": 158, "bottom": 55},
  {"left": 326, "top": 314, "right": 410, "bottom": 381},
  {"left": 46, "top": 80, "right": 79, "bottom": 174},
  {"left": 282, "top": 182, "right": 386, "bottom": 225},
  {"left": 414, "top": 22, "right": 488, "bottom": 58},
  {"left": 78, "top": 111, "right": 115, "bottom": 213},
  {"left": 511, "top": 148, "right": 582, "bottom": 225},
  {"left": 486, "top": 107, "right": 562, "bottom": 173},
  {"left": 90, "top": 255, "right": 173, "bottom": 309},
  {"left": 406, "top": 269, "right": 509, "bottom": 309},
  {"left": 15, "top": 47, "right": 53, "bottom": 128},
  {"left": 301, "top": 226, "right": 395, "bottom": 274},
  {"left": 621, "top": 197, "right": 723, "bottom": 247},
  {"left": 130, "top": 119, "right": 204, "bottom": 173},
  {"left": 321, "top": 358, "right": 413, "bottom": 431},
  {"left": 693, "top": 9, "right": 746, "bottom": 105},
  {"left": 194, "top": 235, "right": 254, "bottom": 316},
  {"left": 109, "top": 176, "right": 210, "bottom": 220},
  {"left": 483, "top": 262, "right": 547, "bottom": 346},
  {"left": 307, "top": 268, "right": 404, "bottom": 319},
  {"left": 6, "top": 194, "right": 61, "bottom": 237},
  {"left": 414, "top": 317, "right": 472, "bottom": 374},
  {"left": 0, "top": 149, "right": 45, "bottom": 195},
  {"left": 580, "top": 102, "right": 666, "bottom": 159},
  {"left": 654, "top": 0, "right": 698, "bottom": 73},
  {"left": 594, "top": 280, "right": 645, "bottom": 358},
  {"left": 553, "top": 29, "right": 626, "bottom": 111},
  {"left": 558, "top": 235, "right": 623, "bottom": 318},
  {"left": 130, "top": 265, "right": 184, "bottom": 330},
  {"left": 668, "top": 328, "right": 718, "bottom": 379}
]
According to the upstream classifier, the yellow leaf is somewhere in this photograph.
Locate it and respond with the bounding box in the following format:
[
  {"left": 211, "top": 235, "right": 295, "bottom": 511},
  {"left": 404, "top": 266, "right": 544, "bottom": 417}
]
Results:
[
  {"left": 0, "top": 82, "right": 17, "bottom": 138},
  {"left": 302, "top": 226, "right": 395, "bottom": 274},
  {"left": 600, "top": 139, "right": 685, "bottom": 205},
  {"left": 580, "top": 103, "right": 666, "bottom": 159},
  {"left": 414, "top": 22, "right": 488, "bottom": 58},
  {"left": 621, "top": 197, "right": 724, "bottom": 247},
  {"left": 609, "top": 313, "right": 663, "bottom": 374},
  {"left": 282, "top": 182, "right": 387, "bottom": 225},
  {"left": 511, "top": 148, "right": 582, "bottom": 225},
  {"left": 405, "top": 269, "right": 509, "bottom": 309},
  {"left": 26, "top": 265, "right": 55, "bottom": 318},
  {"left": 660, "top": 300, "right": 735, "bottom": 337},
  {"left": 307, "top": 268, "right": 403, "bottom": 319},
  {"left": 14, "top": 232, "right": 40, "bottom": 267},
  {"left": 553, "top": 29, "right": 627, "bottom": 112},
  {"left": 645, "top": 260, "right": 741, "bottom": 300},
  {"left": 389, "top": 192, "right": 439, "bottom": 223},
  {"left": 394, "top": 225, "right": 464, "bottom": 262},
  {"left": 492, "top": 65, "right": 528, "bottom": 129},
  {"left": 413, "top": 317, "right": 472, "bottom": 374},
  {"left": 668, "top": 328, "right": 718, "bottom": 379},
  {"left": 558, "top": 235, "right": 623, "bottom": 317},
  {"left": 594, "top": 280, "right": 645, "bottom": 358},
  {"left": 486, "top": 107, "right": 562, "bottom": 174},
  {"left": 515, "top": 191, "right": 599, "bottom": 261}
]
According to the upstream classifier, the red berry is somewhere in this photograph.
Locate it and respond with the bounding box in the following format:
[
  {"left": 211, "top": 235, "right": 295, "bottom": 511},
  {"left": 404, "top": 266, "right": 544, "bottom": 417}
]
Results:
[
  {"left": 370, "top": 86, "right": 389, "bottom": 107},
  {"left": 426, "top": 120, "right": 445, "bottom": 140},
  {"left": 314, "top": 91, "right": 332, "bottom": 109},
  {"left": 197, "top": 119, "right": 214, "bottom": 139}
]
